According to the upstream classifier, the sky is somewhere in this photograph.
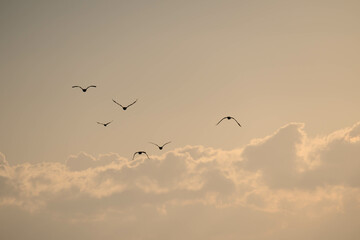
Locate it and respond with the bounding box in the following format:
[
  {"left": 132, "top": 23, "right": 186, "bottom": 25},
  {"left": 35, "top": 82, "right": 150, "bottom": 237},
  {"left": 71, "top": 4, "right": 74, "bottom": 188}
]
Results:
[{"left": 0, "top": 0, "right": 360, "bottom": 239}]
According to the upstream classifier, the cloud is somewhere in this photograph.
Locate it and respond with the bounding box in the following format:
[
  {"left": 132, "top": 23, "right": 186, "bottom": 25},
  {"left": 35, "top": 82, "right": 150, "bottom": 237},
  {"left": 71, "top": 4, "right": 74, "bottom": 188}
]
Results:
[
  {"left": 241, "top": 123, "right": 304, "bottom": 189},
  {"left": 65, "top": 152, "right": 126, "bottom": 171},
  {"left": 0, "top": 122, "right": 360, "bottom": 239}
]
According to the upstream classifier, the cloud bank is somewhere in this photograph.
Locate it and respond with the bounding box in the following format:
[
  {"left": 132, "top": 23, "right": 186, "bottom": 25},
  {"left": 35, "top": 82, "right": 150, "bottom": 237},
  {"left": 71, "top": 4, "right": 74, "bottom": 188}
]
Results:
[{"left": 1, "top": 122, "right": 360, "bottom": 239}]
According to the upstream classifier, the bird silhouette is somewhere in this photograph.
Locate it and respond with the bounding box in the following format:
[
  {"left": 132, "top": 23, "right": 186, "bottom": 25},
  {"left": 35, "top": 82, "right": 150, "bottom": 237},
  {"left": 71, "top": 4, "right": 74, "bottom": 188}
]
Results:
[
  {"left": 112, "top": 99, "right": 138, "bottom": 110},
  {"left": 97, "top": 121, "right": 113, "bottom": 127},
  {"left": 132, "top": 151, "right": 150, "bottom": 160},
  {"left": 72, "top": 85, "right": 96, "bottom": 92},
  {"left": 149, "top": 141, "right": 171, "bottom": 150},
  {"left": 216, "top": 116, "right": 242, "bottom": 127}
]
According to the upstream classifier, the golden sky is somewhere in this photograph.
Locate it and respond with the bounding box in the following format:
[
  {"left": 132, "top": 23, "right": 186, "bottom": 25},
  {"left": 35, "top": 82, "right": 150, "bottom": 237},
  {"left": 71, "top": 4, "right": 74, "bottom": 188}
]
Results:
[{"left": 0, "top": 0, "right": 360, "bottom": 239}]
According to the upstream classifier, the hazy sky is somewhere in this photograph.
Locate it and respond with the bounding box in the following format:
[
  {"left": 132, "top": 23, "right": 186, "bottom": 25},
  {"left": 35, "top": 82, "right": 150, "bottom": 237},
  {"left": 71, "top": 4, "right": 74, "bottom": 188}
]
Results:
[{"left": 1, "top": 0, "right": 360, "bottom": 239}]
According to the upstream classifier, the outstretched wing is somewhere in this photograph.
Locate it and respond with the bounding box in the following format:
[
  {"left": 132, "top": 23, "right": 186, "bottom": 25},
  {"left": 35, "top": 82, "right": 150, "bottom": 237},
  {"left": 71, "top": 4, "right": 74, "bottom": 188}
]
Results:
[
  {"left": 97, "top": 122, "right": 104, "bottom": 125},
  {"left": 126, "top": 99, "right": 138, "bottom": 108},
  {"left": 231, "top": 117, "right": 242, "bottom": 127},
  {"left": 105, "top": 121, "right": 113, "bottom": 125},
  {"left": 112, "top": 99, "right": 124, "bottom": 108},
  {"left": 144, "top": 152, "right": 150, "bottom": 159},
  {"left": 85, "top": 85, "right": 96, "bottom": 90},
  {"left": 72, "top": 86, "right": 82, "bottom": 89},
  {"left": 132, "top": 152, "right": 138, "bottom": 160},
  {"left": 161, "top": 141, "right": 171, "bottom": 147},
  {"left": 149, "top": 142, "right": 160, "bottom": 148},
  {"left": 216, "top": 117, "right": 227, "bottom": 126}
]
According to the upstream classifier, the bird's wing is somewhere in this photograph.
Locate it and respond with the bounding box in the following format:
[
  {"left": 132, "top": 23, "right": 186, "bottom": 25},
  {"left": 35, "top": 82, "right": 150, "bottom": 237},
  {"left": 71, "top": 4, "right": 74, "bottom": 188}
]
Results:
[
  {"left": 126, "top": 99, "right": 138, "bottom": 108},
  {"left": 144, "top": 152, "right": 150, "bottom": 159},
  {"left": 105, "top": 121, "right": 113, "bottom": 125},
  {"left": 97, "top": 122, "right": 104, "bottom": 125},
  {"left": 72, "top": 86, "right": 82, "bottom": 89},
  {"left": 149, "top": 142, "right": 160, "bottom": 148},
  {"left": 231, "top": 117, "right": 242, "bottom": 127},
  {"left": 216, "top": 117, "right": 227, "bottom": 125},
  {"left": 85, "top": 85, "right": 96, "bottom": 90},
  {"left": 132, "top": 152, "right": 138, "bottom": 160},
  {"left": 112, "top": 99, "right": 124, "bottom": 108},
  {"left": 162, "top": 141, "right": 171, "bottom": 147}
]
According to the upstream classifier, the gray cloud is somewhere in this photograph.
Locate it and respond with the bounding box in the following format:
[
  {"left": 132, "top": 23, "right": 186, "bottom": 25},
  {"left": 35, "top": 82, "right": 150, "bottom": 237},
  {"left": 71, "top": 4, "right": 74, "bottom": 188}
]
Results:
[{"left": 241, "top": 123, "right": 303, "bottom": 188}]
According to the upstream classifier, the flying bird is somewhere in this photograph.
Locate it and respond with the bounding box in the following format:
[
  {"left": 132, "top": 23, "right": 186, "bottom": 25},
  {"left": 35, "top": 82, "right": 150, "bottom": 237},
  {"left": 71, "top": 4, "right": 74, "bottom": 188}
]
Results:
[
  {"left": 72, "top": 85, "right": 96, "bottom": 92},
  {"left": 132, "top": 151, "right": 150, "bottom": 160},
  {"left": 216, "top": 116, "right": 242, "bottom": 127},
  {"left": 112, "top": 99, "right": 138, "bottom": 110},
  {"left": 97, "top": 121, "right": 113, "bottom": 127},
  {"left": 149, "top": 141, "right": 171, "bottom": 150}
]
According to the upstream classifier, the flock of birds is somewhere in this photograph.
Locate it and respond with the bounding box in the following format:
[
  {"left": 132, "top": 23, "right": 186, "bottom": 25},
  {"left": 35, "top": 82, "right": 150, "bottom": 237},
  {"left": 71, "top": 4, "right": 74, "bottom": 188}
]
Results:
[{"left": 72, "top": 85, "right": 242, "bottom": 160}]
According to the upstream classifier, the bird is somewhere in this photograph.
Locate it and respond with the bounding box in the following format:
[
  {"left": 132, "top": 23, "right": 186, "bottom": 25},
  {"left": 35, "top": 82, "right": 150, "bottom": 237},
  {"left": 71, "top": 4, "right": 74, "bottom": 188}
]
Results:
[
  {"left": 97, "top": 121, "right": 113, "bottom": 127},
  {"left": 72, "top": 85, "right": 96, "bottom": 92},
  {"left": 149, "top": 141, "right": 171, "bottom": 150},
  {"left": 112, "top": 99, "right": 138, "bottom": 110},
  {"left": 132, "top": 151, "right": 150, "bottom": 160},
  {"left": 216, "top": 116, "right": 242, "bottom": 127}
]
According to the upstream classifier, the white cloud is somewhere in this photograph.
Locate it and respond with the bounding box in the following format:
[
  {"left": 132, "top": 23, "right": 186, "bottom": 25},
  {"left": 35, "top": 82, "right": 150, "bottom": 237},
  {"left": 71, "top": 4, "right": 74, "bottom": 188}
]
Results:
[{"left": 0, "top": 122, "right": 360, "bottom": 239}]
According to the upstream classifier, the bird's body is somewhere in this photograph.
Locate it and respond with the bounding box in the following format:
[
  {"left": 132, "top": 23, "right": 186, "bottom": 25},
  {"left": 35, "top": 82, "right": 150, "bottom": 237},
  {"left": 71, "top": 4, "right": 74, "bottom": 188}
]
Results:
[
  {"left": 149, "top": 141, "right": 171, "bottom": 150},
  {"left": 97, "top": 121, "right": 113, "bottom": 127},
  {"left": 72, "top": 85, "right": 96, "bottom": 92},
  {"left": 216, "top": 116, "right": 242, "bottom": 127},
  {"left": 113, "top": 99, "right": 138, "bottom": 110},
  {"left": 132, "top": 151, "right": 149, "bottom": 160}
]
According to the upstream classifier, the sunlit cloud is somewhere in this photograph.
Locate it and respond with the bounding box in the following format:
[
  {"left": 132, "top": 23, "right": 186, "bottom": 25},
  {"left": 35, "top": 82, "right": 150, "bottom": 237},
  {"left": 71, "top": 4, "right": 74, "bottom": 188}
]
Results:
[{"left": 1, "top": 122, "right": 360, "bottom": 239}]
